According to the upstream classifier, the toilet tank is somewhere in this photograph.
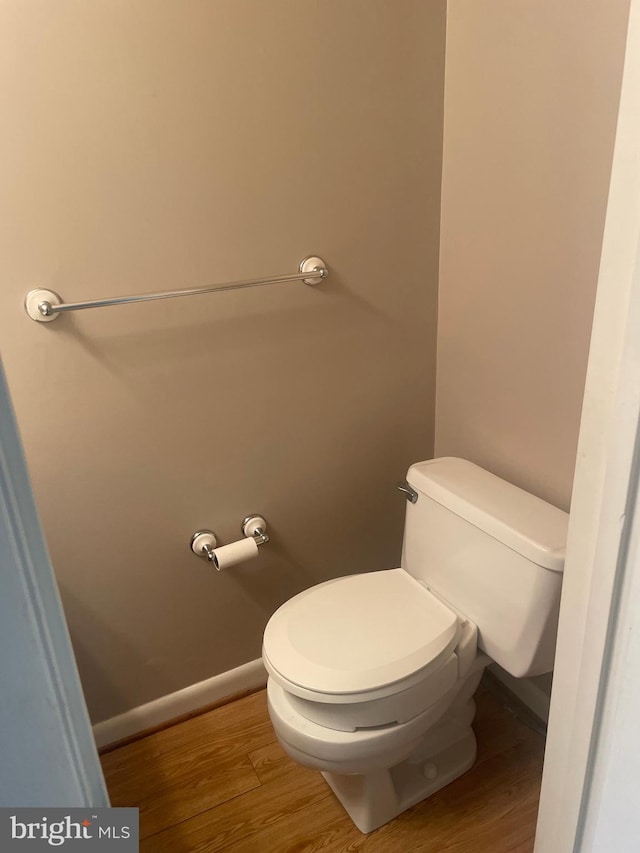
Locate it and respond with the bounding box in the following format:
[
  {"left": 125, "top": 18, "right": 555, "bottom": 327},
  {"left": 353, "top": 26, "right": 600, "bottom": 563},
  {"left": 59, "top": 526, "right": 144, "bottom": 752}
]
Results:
[{"left": 402, "top": 458, "right": 568, "bottom": 678}]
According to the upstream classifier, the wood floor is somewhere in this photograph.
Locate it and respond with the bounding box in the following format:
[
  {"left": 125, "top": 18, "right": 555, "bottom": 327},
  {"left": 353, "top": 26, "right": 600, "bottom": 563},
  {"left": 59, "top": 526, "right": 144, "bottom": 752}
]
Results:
[{"left": 101, "top": 687, "right": 545, "bottom": 852}]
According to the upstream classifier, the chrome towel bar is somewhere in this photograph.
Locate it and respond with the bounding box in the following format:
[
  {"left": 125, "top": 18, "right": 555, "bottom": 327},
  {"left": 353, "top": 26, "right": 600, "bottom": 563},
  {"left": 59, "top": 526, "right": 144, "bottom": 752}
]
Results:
[{"left": 24, "top": 255, "right": 328, "bottom": 323}]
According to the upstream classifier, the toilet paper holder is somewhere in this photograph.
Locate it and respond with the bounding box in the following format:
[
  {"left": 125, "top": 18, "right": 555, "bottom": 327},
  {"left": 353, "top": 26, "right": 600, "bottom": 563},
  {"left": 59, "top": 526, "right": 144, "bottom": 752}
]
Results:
[{"left": 190, "top": 515, "right": 269, "bottom": 567}]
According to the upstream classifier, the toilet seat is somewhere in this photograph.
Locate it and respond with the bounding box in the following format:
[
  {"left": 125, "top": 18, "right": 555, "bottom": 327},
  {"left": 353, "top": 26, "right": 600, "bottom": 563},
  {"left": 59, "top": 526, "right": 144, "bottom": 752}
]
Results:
[{"left": 263, "top": 569, "right": 467, "bottom": 729}]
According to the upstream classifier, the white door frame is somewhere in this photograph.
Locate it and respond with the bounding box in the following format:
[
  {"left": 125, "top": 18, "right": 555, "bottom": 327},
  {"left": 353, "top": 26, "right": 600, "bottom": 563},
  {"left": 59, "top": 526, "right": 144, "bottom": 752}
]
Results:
[
  {"left": 0, "top": 361, "right": 108, "bottom": 806},
  {"left": 534, "top": 2, "right": 640, "bottom": 850}
]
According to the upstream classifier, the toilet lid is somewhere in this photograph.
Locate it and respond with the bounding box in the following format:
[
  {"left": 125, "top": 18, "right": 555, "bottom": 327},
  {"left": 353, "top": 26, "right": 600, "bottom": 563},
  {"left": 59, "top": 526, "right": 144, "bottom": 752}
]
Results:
[{"left": 263, "top": 569, "right": 459, "bottom": 697}]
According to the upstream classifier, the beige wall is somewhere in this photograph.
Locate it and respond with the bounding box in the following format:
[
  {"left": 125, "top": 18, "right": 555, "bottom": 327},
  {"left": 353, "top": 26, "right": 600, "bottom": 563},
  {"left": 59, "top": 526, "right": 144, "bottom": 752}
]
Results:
[
  {"left": 436, "top": 1, "right": 630, "bottom": 511},
  {"left": 0, "top": 1, "right": 446, "bottom": 721}
]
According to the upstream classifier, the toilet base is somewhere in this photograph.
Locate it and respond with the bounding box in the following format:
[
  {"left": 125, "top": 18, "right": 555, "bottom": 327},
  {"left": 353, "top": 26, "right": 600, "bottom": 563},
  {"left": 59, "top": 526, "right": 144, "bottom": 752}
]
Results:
[{"left": 321, "top": 723, "right": 477, "bottom": 834}]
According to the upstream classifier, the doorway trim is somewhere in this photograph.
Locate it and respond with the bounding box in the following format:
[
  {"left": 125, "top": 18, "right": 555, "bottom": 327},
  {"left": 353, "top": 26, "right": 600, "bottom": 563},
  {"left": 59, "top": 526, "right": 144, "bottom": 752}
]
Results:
[{"left": 534, "top": 2, "right": 640, "bottom": 849}]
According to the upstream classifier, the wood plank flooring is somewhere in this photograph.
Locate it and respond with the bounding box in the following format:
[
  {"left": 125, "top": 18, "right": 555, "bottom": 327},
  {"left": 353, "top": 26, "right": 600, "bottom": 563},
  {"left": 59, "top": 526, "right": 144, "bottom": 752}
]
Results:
[{"left": 101, "top": 687, "right": 544, "bottom": 852}]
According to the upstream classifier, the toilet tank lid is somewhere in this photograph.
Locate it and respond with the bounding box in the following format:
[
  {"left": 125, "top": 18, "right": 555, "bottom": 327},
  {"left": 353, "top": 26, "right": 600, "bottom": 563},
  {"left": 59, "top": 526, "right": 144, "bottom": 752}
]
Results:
[{"left": 406, "top": 458, "right": 569, "bottom": 572}]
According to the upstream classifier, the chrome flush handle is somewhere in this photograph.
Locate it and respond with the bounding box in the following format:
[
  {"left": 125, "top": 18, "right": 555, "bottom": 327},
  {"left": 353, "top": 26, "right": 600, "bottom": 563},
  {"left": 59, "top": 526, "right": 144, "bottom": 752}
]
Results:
[{"left": 396, "top": 481, "right": 418, "bottom": 503}]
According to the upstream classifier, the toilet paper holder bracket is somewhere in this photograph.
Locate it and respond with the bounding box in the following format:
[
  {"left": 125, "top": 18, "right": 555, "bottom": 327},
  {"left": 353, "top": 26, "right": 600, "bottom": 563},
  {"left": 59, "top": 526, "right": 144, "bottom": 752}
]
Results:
[
  {"left": 241, "top": 514, "right": 269, "bottom": 546},
  {"left": 190, "top": 529, "right": 219, "bottom": 562}
]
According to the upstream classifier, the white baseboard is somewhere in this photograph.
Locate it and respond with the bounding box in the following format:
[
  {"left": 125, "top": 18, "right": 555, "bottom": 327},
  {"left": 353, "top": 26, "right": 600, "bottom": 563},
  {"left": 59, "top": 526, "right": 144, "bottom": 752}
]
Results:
[
  {"left": 93, "top": 658, "right": 267, "bottom": 749},
  {"left": 487, "top": 663, "right": 551, "bottom": 723}
]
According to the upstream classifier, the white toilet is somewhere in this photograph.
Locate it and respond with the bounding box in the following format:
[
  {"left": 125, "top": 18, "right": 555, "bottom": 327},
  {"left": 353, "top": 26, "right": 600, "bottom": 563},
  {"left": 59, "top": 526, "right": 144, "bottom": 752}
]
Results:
[{"left": 262, "top": 457, "right": 568, "bottom": 833}]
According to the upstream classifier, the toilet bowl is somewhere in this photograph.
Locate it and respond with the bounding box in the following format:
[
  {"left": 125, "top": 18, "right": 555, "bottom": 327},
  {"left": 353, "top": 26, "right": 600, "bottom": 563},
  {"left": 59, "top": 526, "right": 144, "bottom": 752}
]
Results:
[
  {"left": 266, "top": 644, "right": 489, "bottom": 833},
  {"left": 262, "top": 567, "right": 489, "bottom": 833},
  {"left": 262, "top": 458, "right": 568, "bottom": 833}
]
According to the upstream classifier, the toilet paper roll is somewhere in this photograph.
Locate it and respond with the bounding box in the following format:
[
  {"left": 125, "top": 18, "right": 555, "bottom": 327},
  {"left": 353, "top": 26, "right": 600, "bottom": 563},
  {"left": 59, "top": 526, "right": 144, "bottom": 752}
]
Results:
[{"left": 211, "top": 536, "right": 259, "bottom": 571}]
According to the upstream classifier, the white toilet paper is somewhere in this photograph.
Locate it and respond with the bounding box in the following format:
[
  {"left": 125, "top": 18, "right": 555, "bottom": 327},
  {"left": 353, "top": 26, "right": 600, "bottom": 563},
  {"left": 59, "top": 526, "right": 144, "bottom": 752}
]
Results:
[{"left": 211, "top": 536, "right": 259, "bottom": 571}]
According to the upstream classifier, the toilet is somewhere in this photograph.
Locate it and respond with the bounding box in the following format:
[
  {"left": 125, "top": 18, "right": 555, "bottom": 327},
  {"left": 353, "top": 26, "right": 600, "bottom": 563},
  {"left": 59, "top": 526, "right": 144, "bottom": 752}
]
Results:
[{"left": 262, "top": 457, "right": 568, "bottom": 833}]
